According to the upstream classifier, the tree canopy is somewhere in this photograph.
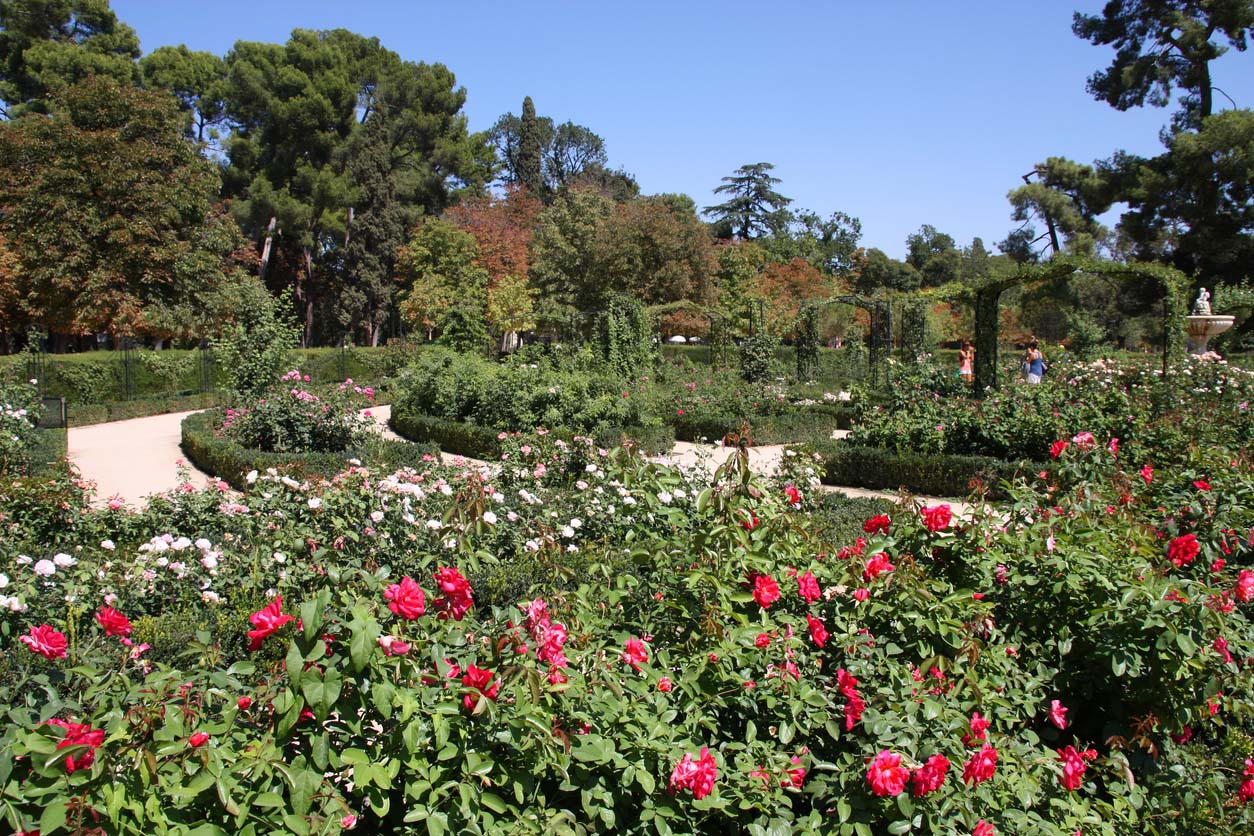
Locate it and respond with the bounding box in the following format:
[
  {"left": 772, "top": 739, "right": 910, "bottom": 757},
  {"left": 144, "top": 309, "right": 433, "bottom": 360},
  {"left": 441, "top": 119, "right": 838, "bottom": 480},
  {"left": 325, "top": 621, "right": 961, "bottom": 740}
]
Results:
[
  {"left": 1073, "top": 0, "right": 1253, "bottom": 130},
  {"left": 704, "top": 162, "right": 793, "bottom": 240}
]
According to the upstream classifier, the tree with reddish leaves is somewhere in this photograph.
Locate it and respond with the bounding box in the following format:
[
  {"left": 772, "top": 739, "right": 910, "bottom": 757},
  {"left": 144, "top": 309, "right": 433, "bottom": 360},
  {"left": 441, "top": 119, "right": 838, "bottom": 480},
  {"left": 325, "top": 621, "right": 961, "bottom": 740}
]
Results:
[
  {"left": 754, "top": 258, "right": 832, "bottom": 335},
  {"left": 444, "top": 186, "right": 542, "bottom": 290}
]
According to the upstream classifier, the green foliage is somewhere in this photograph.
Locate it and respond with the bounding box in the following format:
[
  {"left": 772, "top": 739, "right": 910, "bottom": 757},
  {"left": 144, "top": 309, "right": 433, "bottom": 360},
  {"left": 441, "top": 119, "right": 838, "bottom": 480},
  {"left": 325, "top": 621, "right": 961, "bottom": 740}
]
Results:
[
  {"left": 336, "top": 112, "right": 406, "bottom": 346},
  {"left": 0, "top": 0, "right": 141, "bottom": 118},
  {"left": 0, "top": 76, "right": 231, "bottom": 338},
  {"left": 387, "top": 409, "right": 501, "bottom": 459},
  {"left": 392, "top": 347, "right": 651, "bottom": 442},
  {"left": 850, "top": 354, "right": 1254, "bottom": 469},
  {"left": 68, "top": 392, "right": 225, "bottom": 427},
  {"left": 0, "top": 379, "right": 41, "bottom": 473},
  {"left": 814, "top": 441, "right": 1040, "bottom": 498},
  {"left": 517, "top": 95, "right": 545, "bottom": 198},
  {"left": 437, "top": 305, "right": 490, "bottom": 354},
  {"left": 180, "top": 409, "right": 436, "bottom": 489},
  {"left": 135, "top": 350, "right": 195, "bottom": 396},
  {"left": 1, "top": 417, "right": 1253, "bottom": 834},
  {"left": 703, "top": 162, "right": 792, "bottom": 239},
  {"left": 739, "top": 332, "right": 780, "bottom": 383},
  {"left": 1072, "top": 0, "right": 1253, "bottom": 130},
  {"left": 221, "top": 376, "right": 371, "bottom": 455},
  {"left": 795, "top": 305, "right": 821, "bottom": 382},
  {"left": 1063, "top": 310, "right": 1107, "bottom": 360},
  {"left": 600, "top": 294, "right": 655, "bottom": 377},
  {"left": 211, "top": 288, "right": 299, "bottom": 399}
]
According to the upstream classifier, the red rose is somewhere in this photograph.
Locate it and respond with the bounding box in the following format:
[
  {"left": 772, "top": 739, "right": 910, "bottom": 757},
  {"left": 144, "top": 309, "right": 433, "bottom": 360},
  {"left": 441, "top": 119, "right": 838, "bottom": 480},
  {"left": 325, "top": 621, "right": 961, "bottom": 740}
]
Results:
[
  {"left": 237, "top": 697, "right": 253, "bottom": 710},
  {"left": 784, "top": 484, "right": 802, "bottom": 506},
  {"left": 1235, "top": 570, "right": 1254, "bottom": 603},
  {"left": 95, "top": 606, "right": 132, "bottom": 637},
  {"left": 1058, "top": 745, "right": 1096, "bottom": 791},
  {"left": 47, "top": 718, "right": 104, "bottom": 773},
  {"left": 752, "top": 574, "right": 780, "bottom": 609},
  {"left": 962, "top": 744, "right": 998, "bottom": 785},
  {"left": 384, "top": 576, "right": 426, "bottom": 619},
  {"left": 20, "top": 625, "right": 67, "bottom": 660},
  {"left": 796, "top": 571, "right": 821, "bottom": 605},
  {"left": 189, "top": 732, "right": 210, "bottom": 748},
  {"left": 863, "top": 552, "right": 895, "bottom": 582},
  {"left": 911, "top": 754, "right": 950, "bottom": 797},
  {"left": 622, "top": 637, "right": 649, "bottom": 670},
  {"left": 1167, "top": 534, "right": 1200, "bottom": 568},
  {"left": 863, "top": 514, "right": 891, "bottom": 534},
  {"left": 921, "top": 504, "right": 952, "bottom": 532},
  {"left": 866, "top": 750, "right": 910, "bottom": 796},
  {"left": 806, "top": 614, "right": 828, "bottom": 649},
  {"left": 669, "top": 747, "right": 717, "bottom": 799},
  {"left": 1050, "top": 440, "right": 1069, "bottom": 459},
  {"left": 433, "top": 567, "right": 474, "bottom": 620},
  {"left": 247, "top": 596, "right": 294, "bottom": 651},
  {"left": 461, "top": 664, "right": 498, "bottom": 711}
]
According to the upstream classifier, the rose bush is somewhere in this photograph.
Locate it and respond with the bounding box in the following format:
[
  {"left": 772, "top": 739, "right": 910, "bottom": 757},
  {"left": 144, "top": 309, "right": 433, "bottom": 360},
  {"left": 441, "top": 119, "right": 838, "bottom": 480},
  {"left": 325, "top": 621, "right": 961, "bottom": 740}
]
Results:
[
  {"left": 0, "top": 419, "right": 1252, "bottom": 834},
  {"left": 850, "top": 355, "right": 1254, "bottom": 467},
  {"left": 221, "top": 371, "right": 373, "bottom": 454}
]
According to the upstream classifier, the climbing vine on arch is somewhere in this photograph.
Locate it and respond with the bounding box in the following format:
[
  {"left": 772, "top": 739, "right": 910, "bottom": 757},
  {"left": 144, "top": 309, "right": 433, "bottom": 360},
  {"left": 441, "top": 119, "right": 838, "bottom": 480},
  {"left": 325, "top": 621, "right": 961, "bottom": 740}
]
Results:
[{"left": 935, "top": 257, "right": 1190, "bottom": 392}]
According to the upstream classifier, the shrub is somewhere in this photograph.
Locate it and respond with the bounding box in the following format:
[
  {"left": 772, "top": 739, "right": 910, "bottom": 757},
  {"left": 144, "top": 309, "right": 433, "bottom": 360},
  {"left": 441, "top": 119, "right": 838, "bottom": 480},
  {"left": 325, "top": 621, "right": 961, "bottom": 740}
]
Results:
[
  {"left": 181, "top": 409, "right": 437, "bottom": 488},
  {"left": 813, "top": 440, "right": 1045, "bottom": 497},
  {"left": 1, "top": 432, "right": 1252, "bottom": 834},
  {"left": 222, "top": 372, "right": 372, "bottom": 454},
  {"left": 0, "top": 380, "right": 41, "bottom": 474},
  {"left": 211, "top": 286, "right": 299, "bottom": 397},
  {"left": 739, "top": 331, "right": 780, "bottom": 382}
]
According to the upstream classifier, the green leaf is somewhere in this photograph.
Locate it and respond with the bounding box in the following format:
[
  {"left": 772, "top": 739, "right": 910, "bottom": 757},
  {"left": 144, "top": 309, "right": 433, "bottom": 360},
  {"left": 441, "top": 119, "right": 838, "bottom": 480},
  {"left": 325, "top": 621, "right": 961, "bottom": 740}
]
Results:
[
  {"left": 349, "top": 607, "right": 381, "bottom": 673},
  {"left": 39, "top": 800, "right": 67, "bottom": 835},
  {"left": 887, "top": 821, "right": 912, "bottom": 835}
]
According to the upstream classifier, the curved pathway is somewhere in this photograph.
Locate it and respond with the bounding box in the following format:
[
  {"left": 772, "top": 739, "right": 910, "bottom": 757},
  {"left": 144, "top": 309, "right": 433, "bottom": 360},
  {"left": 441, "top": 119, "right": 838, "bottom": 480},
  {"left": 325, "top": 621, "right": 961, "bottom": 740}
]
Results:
[{"left": 67, "top": 405, "right": 974, "bottom": 516}]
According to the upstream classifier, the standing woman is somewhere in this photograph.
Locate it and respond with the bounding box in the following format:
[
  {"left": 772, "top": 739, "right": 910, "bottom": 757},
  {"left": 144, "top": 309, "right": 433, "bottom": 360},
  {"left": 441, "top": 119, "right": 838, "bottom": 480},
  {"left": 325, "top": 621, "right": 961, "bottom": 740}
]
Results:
[
  {"left": 958, "top": 340, "right": 974, "bottom": 385},
  {"left": 1024, "top": 340, "right": 1045, "bottom": 385}
]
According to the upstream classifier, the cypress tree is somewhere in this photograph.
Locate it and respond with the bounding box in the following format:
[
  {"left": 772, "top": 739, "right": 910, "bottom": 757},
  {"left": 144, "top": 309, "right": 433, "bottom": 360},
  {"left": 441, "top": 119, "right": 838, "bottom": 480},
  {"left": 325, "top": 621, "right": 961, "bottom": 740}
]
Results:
[
  {"left": 518, "top": 96, "right": 545, "bottom": 198},
  {"left": 340, "top": 114, "right": 405, "bottom": 346}
]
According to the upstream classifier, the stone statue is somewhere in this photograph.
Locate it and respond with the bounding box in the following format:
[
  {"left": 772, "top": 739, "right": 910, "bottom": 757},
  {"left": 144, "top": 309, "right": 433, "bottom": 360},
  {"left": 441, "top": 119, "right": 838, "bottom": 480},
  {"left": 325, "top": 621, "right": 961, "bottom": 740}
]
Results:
[{"left": 1193, "top": 287, "right": 1211, "bottom": 316}]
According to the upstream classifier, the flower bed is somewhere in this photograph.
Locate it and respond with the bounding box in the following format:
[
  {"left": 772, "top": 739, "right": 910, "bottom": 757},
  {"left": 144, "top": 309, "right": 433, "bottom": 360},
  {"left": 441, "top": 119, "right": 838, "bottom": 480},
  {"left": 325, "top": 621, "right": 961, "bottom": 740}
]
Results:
[
  {"left": 391, "top": 347, "right": 853, "bottom": 455},
  {"left": 851, "top": 356, "right": 1254, "bottom": 467},
  {"left": 181, "top": 409, "right": 438, "bottom": 489},
  {"left": 1, "top": 427, "right": 1253, "bottom": 833}
]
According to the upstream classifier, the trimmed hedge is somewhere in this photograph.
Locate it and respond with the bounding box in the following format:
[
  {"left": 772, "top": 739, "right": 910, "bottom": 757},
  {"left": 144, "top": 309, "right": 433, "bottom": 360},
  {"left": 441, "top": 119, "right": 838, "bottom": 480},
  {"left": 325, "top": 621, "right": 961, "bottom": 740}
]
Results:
[
  {"left": 388, "top": 409, "right": 675, "bottom": 460},
  {"left": 387, "top": 411, "right": 500, "bottom": 460},
  {"left": 181, "top": 410, "right": 440, "bottom": 489},
  {"left": 70, "top": 392, "right": 226, "bottom": 426},
  {"left": 672, "top": 407, "right": 853, "bottom": 446},
  {"left": 812, "top": 440, "right": 1051, "bottom": 498}
]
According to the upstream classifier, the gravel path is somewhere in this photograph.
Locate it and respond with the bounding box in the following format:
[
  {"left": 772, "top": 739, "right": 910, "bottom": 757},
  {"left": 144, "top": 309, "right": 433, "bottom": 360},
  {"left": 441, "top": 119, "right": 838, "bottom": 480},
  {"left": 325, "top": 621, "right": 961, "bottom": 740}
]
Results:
[{"left": 67, "top": 405, "right": 975, "bottom": 516}]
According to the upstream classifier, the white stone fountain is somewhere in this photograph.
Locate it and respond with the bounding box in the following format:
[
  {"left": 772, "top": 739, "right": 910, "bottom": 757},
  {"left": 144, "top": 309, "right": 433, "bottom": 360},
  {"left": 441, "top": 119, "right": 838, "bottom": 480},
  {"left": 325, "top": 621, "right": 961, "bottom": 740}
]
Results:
[{"left": 1185, "top": 288, "right": 1234, "bottom": 357}]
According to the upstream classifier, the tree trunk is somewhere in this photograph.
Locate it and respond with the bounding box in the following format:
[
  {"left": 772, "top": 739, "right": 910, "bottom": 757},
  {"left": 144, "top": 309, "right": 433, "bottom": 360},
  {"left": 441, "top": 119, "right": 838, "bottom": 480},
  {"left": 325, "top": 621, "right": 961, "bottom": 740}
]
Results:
[
  {"left": 259, "top": 217, "right": 277, "bottom": 279},
  {"left": 301, "top": 247, "right": 316, "bottom": 348}
]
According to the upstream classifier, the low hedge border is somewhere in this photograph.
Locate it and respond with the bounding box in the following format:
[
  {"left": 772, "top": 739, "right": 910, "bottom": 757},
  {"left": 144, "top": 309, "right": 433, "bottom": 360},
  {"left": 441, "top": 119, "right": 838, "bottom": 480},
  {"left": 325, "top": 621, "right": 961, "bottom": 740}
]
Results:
[
  {"left": 181, "top": 410, "right": 440, "bottom": 490},
  {"left": 70, "top": 392, "right": 226, "bottom": 427},
  {"left": 810, "top": 440, "right": 1052, "bottom": 499},
  {"left": 388, "top": 409, "right": 676, "bottom": 460},
  {"left": 672, "top": 408, "right": 853, "bottom": 446}
]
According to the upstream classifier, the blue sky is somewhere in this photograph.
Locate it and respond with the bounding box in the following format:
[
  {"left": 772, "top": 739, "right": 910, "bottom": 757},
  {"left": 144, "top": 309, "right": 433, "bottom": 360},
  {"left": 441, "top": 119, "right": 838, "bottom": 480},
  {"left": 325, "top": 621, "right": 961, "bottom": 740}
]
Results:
[{"left": 114, "top": 0, "right": 1254, "bottom": 259}]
